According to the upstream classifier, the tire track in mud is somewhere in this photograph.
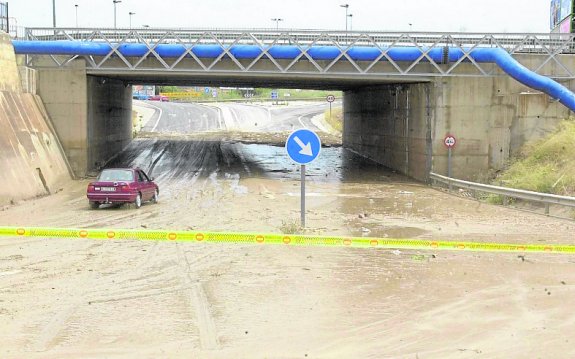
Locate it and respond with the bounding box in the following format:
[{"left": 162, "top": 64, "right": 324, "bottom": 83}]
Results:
[
  {"left": 29, "top": 239, "right": 113, "bottom": 352},
  {"left": 175, "top": 243, "right": 221, "bottom": 350},
  {"left": 27, "top": 236, "right": 164, "bottom": 351},
  {"left": 29, "top": 239, "right": 225, "bottom": 352}
]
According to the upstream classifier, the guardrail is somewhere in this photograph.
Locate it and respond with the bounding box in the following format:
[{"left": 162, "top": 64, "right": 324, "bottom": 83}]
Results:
[{"left": 429, "top": 172, "right": 575, "bottom": 216}]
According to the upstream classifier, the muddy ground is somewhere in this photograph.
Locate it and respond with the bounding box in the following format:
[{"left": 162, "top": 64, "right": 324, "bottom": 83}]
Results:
[{"left": 0, "top": 102, "right": 574, "bottom": 358}]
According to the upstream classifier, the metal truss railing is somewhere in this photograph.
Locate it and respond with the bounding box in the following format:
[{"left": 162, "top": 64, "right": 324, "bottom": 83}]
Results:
[{"left": 21, "top": 28, "right": 575, "bottom": 79}]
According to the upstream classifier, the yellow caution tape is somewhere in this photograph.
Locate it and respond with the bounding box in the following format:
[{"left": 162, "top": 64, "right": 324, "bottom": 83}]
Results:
[{"left": 0, "top": 226, "right": 573, "bottom": 254}]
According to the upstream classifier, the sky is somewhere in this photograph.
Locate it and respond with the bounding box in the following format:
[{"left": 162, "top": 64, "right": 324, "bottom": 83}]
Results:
[{"left": 10, "top": 0, "right": 551, "bottom": 33}]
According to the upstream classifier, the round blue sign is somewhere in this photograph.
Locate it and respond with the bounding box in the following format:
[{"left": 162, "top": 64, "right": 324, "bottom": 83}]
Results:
[{"left": 285, "top": 129, "right": 321, "bottom": 164}]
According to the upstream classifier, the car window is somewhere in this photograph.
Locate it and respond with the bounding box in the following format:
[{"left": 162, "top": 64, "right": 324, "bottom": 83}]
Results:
[
  {"left": 98, "top": 169, "right": 134, "bottom": 181},
  {"left": 140, "top": 170, "right": 151, "bottom": 182}
]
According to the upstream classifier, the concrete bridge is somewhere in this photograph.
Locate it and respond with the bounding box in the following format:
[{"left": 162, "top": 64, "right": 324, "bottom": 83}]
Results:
[{"left": 13, "top": 28, "right": 575, "bottom": 180}]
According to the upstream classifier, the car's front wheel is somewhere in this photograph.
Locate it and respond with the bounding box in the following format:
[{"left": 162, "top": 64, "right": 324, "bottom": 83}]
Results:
[
  {"left": 134, "top": 193, "right": 142, "bottom": 209},
  {"left": 89, "top": 201, "right": 99, "bottom": 210},
  {"left": 151, "top": 190, "right": 159, "bottom": 204}
]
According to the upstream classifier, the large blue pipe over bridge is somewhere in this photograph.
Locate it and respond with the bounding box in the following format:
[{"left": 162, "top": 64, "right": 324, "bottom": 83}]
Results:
[{"left": 12, "top": 40, "right": 575, "bottom": 112}]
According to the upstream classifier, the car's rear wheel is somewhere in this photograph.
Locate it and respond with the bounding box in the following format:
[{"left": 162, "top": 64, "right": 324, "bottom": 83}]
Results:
[
  {"left": 134, "top": 193, "right": 142, "bottom": 209},
  {"left": 151, "top": 190, "right": 158, "bottom": 204},
  {"left": 89, "top": 201, "right": 99, "bottom": 210}
]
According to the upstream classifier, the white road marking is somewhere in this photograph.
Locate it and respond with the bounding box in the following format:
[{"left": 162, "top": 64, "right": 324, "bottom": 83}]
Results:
[
  {"left": 147, "top": 103, "right": 164, "bottom": 132},
  {"left": 298, "top": 115, "right": 307, "bottom": 128}
]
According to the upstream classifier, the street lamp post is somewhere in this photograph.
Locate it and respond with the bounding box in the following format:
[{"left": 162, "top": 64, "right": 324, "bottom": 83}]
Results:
[
  {"left": 113, "top": 0, "right": 121, "bottom": 29},
  {"left": 348, "top": 14, "right": 353, "bottom": 31},
  {"left": 75, "top": 4, "right": 78, "bottom": 28},
  {"left": 129, "top": 11, "right": 135, "bottom": 29},
  {"left": 340, "top": 4, "right": 349, "bottom": 32},
  {"left": 271, "top": 18, "right": 283, "bottom": 30},
  {"left": 52, "top": 0, "right": 56, "bottom": 27}
]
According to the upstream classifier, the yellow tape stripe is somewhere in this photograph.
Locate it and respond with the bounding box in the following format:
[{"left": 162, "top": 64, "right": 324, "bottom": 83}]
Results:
[{"left": 0, "top": 226, "right": 572, "bottom": 254}]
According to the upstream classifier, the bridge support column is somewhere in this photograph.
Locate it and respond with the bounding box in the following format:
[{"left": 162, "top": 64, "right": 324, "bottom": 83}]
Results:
[
  {"left": 343, "top": 76, "right": 572, "bottom": 182},
  {"left": 36, "top": 60, "right": 132, "bottom": 177}
]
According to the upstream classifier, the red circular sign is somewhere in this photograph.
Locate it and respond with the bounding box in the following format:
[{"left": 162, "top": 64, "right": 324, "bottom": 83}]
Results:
[
  {"left": 444, "top": 135, "right": 456, "bottom": 148},
  {"left": 326, "top": 95, "right": 335, "bottom": 103}
]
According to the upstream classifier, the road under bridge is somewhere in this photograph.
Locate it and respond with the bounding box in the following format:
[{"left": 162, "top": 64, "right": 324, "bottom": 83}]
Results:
[{"left": 14, "top": 29, "right": 575, "bottom": 180}]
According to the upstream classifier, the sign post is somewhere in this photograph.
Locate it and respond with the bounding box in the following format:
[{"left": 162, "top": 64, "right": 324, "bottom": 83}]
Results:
[
  {"left": 443, "top": 134, "right": 456, "bottom": 190},
  {"left": 286, "top": 129, "right": 321, "bottom": 228},
  {"left": 326, "top": 95, "right": 335, "bottom": 122}
]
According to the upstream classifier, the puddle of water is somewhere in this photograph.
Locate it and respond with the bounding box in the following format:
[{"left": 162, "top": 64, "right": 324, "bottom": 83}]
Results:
[{"left": 349, "top": 221, "right": 430, "bottom": 239}]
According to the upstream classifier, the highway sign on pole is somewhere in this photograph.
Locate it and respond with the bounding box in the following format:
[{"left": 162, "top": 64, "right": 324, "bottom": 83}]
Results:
[
  {"left": 271, "top": 91, "right": 278, "bottom": 99},
  {"left": 326, "top": 95, "right": 335, "bottom": 121},
  {"left": 204, "top": 87, "right": 210, "bottom": 94},
  {"left": 444, "top": 134, "right": 456, "bottom": 148},
  {"left": 286, "top": 129, "right": 322, "bottom": 228},
  {"left": 444, "top": 134, "right": 456, "bottom": 181},
  {"left": 286, "top": 129, "right": 321, "bottom": 165}
]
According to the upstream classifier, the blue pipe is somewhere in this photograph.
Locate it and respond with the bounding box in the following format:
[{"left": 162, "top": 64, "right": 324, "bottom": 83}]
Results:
[{"left": 12, "top": 40, "right": 575, "bottom": 112}]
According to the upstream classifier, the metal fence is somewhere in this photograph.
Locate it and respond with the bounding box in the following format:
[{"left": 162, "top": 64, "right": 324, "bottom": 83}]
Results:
[{"left": 0, "top": 2, "right": 8, "bottom": 34}]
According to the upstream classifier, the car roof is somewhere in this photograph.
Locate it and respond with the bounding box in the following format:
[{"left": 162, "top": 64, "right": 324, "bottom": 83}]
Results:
[{"left": 101, "top": 168, "right": 138, "bottom": 171}]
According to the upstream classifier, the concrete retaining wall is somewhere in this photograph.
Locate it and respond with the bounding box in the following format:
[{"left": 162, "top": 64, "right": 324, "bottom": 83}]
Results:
[
  {"left": 344, "top": 69, "right": 573, "bottom": 182},
  {"left": 0, "top": 34, "right": 70, "bottom": 205},
  {"left": 432, "top": 73, "right": 572, "bottom": 181}
]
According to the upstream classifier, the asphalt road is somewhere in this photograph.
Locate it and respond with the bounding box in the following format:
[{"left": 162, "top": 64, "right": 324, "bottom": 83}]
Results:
[
  {"left": 139, "top": 101, "right": 332, "bottom": 133},
  {"left": 113, "top": 101, "right": 390, "bottom": 183}
]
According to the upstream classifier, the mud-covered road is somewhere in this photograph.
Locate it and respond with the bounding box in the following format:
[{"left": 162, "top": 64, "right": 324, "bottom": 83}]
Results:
[{"left": 1, "top": 101, "right": 575, "bottom": 358}]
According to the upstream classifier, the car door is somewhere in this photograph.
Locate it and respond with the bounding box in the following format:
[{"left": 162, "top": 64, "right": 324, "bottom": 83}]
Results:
[
  {"left": 138, "top": 170, "right": 155, "bottom": 200},
  {"left": 144, "top": 170, "right": 156, "bottom": 199},
  {"left": 136, "top": 170, "right": 151, "bottom": 200}
]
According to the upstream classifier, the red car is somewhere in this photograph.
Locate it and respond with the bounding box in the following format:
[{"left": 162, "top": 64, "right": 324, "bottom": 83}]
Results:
[
  {"left": 87, "top": 168, "right": 159, "bottom": 209},
  {"left": 149, "top": 95, "right": 169, "bottom": 102}
]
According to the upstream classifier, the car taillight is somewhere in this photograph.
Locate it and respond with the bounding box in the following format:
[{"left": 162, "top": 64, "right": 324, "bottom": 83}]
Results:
[
  {"left": 88, "top": 185, "right": 95, "bottom": 191},
  {"left": 121, "top": 184, "right": 130, "bottom": 191}
]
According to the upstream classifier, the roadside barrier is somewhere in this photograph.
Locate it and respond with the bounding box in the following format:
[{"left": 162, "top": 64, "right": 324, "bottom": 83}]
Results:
[{"left": 0, "top": 226, "right": 573, "bottom": 254}]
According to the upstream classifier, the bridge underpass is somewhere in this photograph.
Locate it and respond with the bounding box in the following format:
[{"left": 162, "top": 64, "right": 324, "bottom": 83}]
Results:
[
  {"left": 14, "top": 29, "right": 575, "bottom": 180},
  {"left": 6, "top": 30, "right": 575, "bottom": 358}
]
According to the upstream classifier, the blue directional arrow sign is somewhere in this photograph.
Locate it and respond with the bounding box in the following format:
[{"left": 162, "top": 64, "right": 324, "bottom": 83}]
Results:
[{"left": 285, "top": 129, "right": 321, "bottom": 165}]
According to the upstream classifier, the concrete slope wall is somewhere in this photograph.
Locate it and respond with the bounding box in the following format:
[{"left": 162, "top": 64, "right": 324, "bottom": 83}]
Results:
[
  {"left": 0, "top": 91, "right": 71, "bottom": 205},
  {"left": 0, "top": 33, "right": 70, "bottom": 205},
  {"left": 0, "top": 34, "right": 21, "bottom": 93}
]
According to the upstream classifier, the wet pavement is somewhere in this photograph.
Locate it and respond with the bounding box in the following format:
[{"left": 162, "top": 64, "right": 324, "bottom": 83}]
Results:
[
  {"left": 107, "top": 139, "right": 407, "bottom": 184},
  {"left": 2, "top": 102, "right": 575, "bottom": 358}
]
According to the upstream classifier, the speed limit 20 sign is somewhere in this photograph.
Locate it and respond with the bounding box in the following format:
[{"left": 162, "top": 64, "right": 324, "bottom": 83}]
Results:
[{"left": 444, "top": 135, "right": 456, "bottom": 148}]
